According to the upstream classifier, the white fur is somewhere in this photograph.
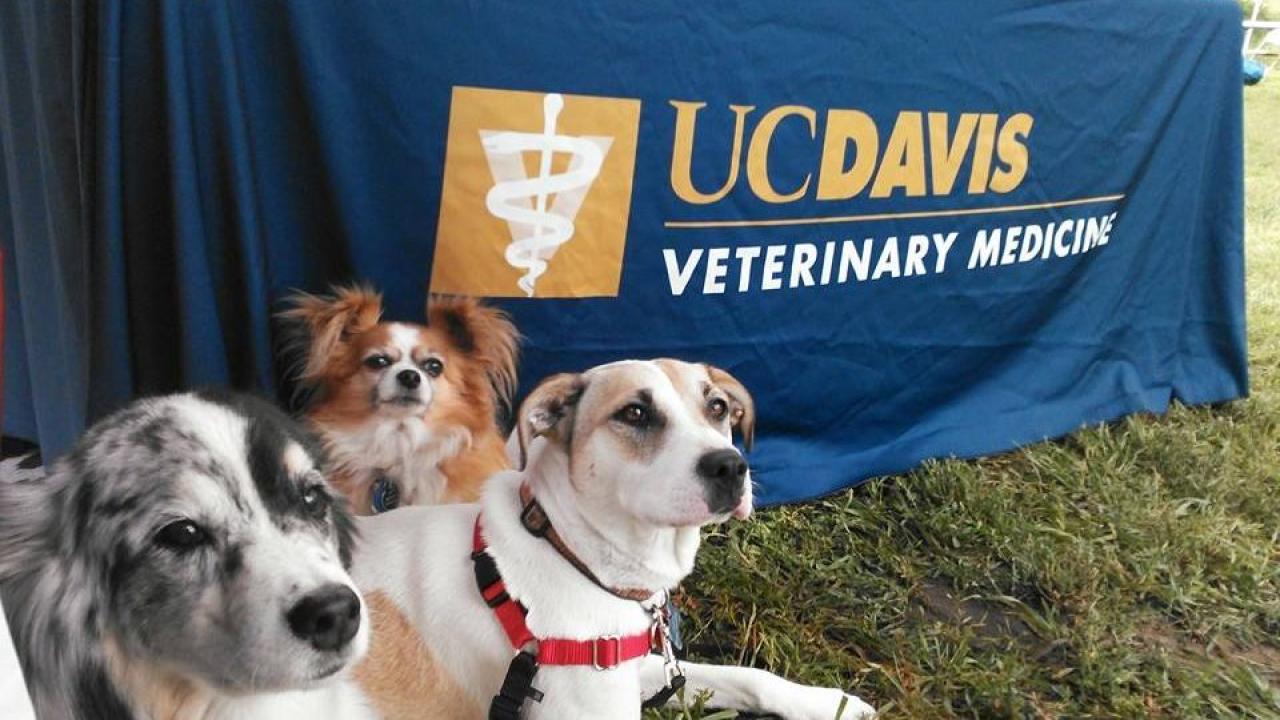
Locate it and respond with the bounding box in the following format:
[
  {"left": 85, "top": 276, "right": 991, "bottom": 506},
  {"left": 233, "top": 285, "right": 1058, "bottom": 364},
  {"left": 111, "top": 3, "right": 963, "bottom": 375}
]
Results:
[
  {"left": 204, "top": 684, "right": 377, "bottom": 719},
  {"left": 348, "top": 360, "right": 876, "bottom": 719},
  {"left": 374, "top": 324, "right": 434, "bottom": 411},
  {"left": 321, "top": 417, "right": 469, "bottom": 507},
  {"left": 323, "top": 323, "right": 469, "bottom": 507}
]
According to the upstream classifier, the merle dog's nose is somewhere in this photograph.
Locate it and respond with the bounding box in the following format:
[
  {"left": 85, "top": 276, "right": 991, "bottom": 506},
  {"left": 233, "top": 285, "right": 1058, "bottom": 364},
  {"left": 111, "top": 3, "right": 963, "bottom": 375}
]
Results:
[
  {"left": 396, "top": 369, "right": 421, "bottom": 390},
  {"left": 287, "top": 584, "right": 361, "bottom": 651},
  {"left": 697, "top": 449, "right": 748, "bottom": 511}
]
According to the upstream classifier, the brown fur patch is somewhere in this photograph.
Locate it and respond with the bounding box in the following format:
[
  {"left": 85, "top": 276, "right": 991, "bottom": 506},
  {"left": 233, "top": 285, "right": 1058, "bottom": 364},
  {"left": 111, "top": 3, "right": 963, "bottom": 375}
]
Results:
[
  {"left": 652, "top": 358, "right": 719, "bottom": 426},
  {"left": 651, "top": 358, "right": 695, "bottom": 393},
  {"left": 102, "top": 634, "right": 215, "bottom": 719},
  {"left": 278, "top": 285, "right": 385, "bottom": 383},
  {"left": 355, "top": 591, "right": 482, "bottom": 720},
  {"left": 438, "top": 433, "right": 508, "bottom": 503},
  {"left": 427, "top": 295, "right": 520, "bottom": 418},
  {"left": 515, "top": 373, "right": 584, "bottom": 470},
  {"left": 703, "top": 363, "right": 756, "bottom": 450},
  {"left": 578, "top": 372, "right": 665, "bottom": 464}
]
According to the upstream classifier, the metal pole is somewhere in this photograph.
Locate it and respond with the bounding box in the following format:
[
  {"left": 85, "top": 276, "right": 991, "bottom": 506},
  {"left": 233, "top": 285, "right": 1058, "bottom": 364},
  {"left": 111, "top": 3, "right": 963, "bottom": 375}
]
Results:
[{"left": 1245, "top": 0, "right": 1264, "bottom": 55}]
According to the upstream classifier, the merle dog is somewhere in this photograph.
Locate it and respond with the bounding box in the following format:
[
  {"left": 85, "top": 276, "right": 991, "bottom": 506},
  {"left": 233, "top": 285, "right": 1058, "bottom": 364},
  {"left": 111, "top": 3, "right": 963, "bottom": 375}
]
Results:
[{"left": 0, "top": 391, "right": 373, "bottom": 720}]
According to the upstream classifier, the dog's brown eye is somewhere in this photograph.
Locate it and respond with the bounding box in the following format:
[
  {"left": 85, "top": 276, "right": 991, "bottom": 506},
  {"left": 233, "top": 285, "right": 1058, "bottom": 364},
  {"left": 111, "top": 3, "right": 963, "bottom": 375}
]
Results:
[
  {"left": 301, "top": 486, "right": 329, "bottom": 517},
  {"left": 364, "top": 354, "right": 391, "bottom": 370},
  {"left": 615, "top": 403, "right": 650, "bottom": 427},
  {"left": 422, "top": 358, "right": 444, "bottom": 378},
  {"left": 155, "top": 520, "right": 209, "bottom": 551},
  {"left": 707, "top": 397, "right": 729, "bottom": 421}
]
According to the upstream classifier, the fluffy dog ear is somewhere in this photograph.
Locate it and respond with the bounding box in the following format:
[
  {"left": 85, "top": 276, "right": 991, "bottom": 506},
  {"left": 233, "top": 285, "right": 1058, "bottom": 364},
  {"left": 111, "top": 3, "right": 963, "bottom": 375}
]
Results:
[
  {"left": 427, "top": 295, "right": 521, "bottom": 424},
  {"left": 705, "top": 364, "right": 756, "bottom": 451},
  {"left": 277, "top": 285, "right": 383, "bottom": 382},
  {"left": 0, "top": 460, "right": 58, "bottom": 583},
  {"left": 515, "top": 373, "right": 584, "bottom": 470}
]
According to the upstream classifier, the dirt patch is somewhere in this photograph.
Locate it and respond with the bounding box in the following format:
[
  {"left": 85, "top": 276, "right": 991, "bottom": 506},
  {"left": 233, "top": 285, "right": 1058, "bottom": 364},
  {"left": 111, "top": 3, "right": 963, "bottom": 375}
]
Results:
[
  {"left": 1217, "top": 636, "right": 1280, "bottom": 683},
  {"left": 1134, "top": 622, "right": 1204, "bottom": 665},
  {"left": 912, "top": 579, "right": 1040, "bottom": 647},
  {"left": 1135, "top": 622, "right": 1280, "bottom": 684}
]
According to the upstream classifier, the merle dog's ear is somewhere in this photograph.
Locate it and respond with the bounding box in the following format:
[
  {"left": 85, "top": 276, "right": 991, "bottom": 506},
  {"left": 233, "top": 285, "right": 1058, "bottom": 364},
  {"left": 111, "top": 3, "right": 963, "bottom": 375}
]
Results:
[
  {"left": 277, "top": 285, "right": 383, "bottom": 383},
  {"left": 515, "top": 373, "right": 585, "bottom": 471},
  {"left": 705, "top": 364, "right": 756, "bottom": 451},
  {"left": 0, "top": 460, "right": 59, "bottom": 582}
]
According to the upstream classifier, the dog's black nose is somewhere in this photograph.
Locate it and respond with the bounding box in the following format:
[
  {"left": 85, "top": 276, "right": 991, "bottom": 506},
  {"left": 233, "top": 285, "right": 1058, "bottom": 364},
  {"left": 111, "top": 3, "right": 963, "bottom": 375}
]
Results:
[
  {"left": 697, "top": 449, "right": 748, "bottom": 485},
  {"left": 701, "top": 448, "right": 747, "bottom": 509},
  {"left": 287, "top": 584, "right": 361, "bottom": 652},
  {"left": 396, "top": 369, "right": 421, "bottom": 389},
  {"left": 697, "top": 449, "right": 748, "bottom": 512}
]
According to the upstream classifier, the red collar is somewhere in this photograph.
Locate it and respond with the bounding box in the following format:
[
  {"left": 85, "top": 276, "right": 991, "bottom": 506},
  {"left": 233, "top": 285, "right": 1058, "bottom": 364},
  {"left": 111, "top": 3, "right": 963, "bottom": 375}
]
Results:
[{"left": 472, "top": 516, "right": 657, "bottom": 669}]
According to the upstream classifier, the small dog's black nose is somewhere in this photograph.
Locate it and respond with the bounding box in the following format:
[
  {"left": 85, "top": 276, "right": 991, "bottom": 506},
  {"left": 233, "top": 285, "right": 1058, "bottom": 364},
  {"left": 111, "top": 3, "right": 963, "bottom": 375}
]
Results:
[
  {"left": 287, "top": 584, "right": 361, "bottom": 652},
  {"left": 396, "top": 369, "right": 421, "bottom": 389}
]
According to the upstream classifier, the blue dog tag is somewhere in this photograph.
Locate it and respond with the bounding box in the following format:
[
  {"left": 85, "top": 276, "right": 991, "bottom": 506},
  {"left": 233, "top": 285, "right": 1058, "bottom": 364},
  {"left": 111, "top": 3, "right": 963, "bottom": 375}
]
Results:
[
  {"left": 371, "top": 476, "right": 400, "bottom": 514},
  {"left": 665, "top": 596, "right": 684, "bottom": 652}
]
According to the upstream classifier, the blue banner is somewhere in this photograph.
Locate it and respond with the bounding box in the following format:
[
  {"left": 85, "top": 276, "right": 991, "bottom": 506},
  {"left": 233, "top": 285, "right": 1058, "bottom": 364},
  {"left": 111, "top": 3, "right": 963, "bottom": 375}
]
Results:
[{"left": 2, "top": 0, "right": 1246, "bottom": 504}]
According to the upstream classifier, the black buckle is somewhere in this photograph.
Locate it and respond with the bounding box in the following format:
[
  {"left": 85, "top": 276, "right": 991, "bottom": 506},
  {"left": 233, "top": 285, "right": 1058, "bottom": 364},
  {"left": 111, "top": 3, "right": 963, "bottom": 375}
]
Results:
[
  {"left": 489, "top": 650, "right": 543, "bottom": 720},
  {"left": 473, "top": 547, "right": 514, "bottom": 608},
  {"left": 489, "top": 694, "right": 522, "bottom": 720},
  {"left": 519, "top": 499, "right": 551, "bottom": 537},
  {"left": 473, "top": 549, "right": 501, "bottom": 591},
  {"left": 642, "top": 672, "right": 687, "bottom": 709}
]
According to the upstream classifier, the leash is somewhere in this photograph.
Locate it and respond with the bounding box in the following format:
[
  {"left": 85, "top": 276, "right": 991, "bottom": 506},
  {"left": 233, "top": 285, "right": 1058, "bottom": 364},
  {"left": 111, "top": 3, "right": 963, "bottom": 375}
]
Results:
[
  {"left": 472, "top": 497, "right": 686, "bottom": 719},
  {"left": 640, "top": 599, "right": 687, "bottom": 709}
]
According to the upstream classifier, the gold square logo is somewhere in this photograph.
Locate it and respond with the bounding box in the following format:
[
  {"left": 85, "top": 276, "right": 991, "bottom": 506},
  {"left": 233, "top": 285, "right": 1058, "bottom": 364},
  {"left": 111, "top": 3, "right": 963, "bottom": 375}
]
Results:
[{"left": 431, "top": 87, "right": 642, "bottom": 298}]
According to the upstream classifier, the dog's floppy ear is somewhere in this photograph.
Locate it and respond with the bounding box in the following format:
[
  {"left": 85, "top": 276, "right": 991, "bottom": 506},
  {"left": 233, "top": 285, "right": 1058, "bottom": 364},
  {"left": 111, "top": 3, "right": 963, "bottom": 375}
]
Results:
[
  {"left": 277, "top": 285, "right": 383, "bottom": 382},
  {"left": 705, "top": 364, "right": 756, "bottom": 451},
  {"left": 427, "top": 295, "right": 521, "bottom": 422},
  {"left": 515, "top": 373, "right": 584, "bottom": 470}
]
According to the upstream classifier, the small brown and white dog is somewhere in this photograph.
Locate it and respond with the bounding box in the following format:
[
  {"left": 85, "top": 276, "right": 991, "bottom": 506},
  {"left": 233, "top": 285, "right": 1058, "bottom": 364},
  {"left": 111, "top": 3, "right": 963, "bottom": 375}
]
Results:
[
  {"left": 347, "top": 359, "right": 876, "bottom": 719},
  {"left": 279, "top": 285, "right": 519, "bottom": 514}
]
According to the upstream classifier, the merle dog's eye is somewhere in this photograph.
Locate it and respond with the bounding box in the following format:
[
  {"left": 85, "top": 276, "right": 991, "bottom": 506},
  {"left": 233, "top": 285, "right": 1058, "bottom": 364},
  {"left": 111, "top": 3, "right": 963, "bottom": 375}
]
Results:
[
  {"left": 615, "top": 403, "right": 650, "bottom": 427},
  {"left": 707, "top": 397, "right": 729, "bottom": 421},
  {"left": 301, "top": 485, "right": 330, "bottom": 517},
  {"left": 422, "top": 358, "right": 444, "bottom": 378},
  {"left": 155, "top": 520, "right": 209, "bottom": 551},
  {"left": 363, "top": 354, "right": 391, "bottom": 370}
]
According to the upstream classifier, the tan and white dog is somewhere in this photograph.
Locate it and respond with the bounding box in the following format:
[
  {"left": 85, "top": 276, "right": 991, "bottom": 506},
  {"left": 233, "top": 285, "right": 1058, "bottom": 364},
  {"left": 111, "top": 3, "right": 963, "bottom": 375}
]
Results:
[{"left": 347, "top": 359, "right": 876, "bottom": 719}]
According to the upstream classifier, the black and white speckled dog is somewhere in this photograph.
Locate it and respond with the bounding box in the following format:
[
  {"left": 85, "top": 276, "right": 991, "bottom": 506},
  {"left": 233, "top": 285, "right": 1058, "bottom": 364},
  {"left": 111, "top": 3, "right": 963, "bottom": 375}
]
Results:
[{"left": 0, "top": 391, "right": 376, "bottom": 720}]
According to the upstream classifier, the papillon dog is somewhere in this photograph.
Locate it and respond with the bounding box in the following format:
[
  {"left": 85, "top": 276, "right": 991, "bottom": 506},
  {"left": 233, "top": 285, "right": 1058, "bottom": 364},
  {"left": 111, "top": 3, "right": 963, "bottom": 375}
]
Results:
[{"left": 279, "top": 285, "right": 519, "bottom": 514}]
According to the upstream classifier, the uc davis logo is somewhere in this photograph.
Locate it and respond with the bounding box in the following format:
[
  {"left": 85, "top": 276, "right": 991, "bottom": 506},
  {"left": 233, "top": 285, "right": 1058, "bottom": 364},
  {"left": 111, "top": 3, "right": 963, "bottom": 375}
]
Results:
[{"left": 432, "top": 87, "right": 642, "bottom": 298}]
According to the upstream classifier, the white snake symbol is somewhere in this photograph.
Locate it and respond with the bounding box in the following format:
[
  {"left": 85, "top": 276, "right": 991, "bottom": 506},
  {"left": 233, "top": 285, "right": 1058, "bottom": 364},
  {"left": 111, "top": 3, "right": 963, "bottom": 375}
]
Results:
[{"left": 482, "top": 93, "right": 606, "bottom": 297}]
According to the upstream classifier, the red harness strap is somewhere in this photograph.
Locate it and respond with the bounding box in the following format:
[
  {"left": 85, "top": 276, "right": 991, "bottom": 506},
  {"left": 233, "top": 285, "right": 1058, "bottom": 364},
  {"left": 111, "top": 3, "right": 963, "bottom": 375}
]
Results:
[{"left": 472, "top": 517, "right": 655, "bottom": 669}]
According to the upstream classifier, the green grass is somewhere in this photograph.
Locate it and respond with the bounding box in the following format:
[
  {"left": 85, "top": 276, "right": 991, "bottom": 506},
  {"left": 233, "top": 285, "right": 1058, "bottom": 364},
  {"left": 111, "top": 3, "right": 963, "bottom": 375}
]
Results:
[{"left": 651, "top": 81, "right": 1280, "bottom": 719}]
